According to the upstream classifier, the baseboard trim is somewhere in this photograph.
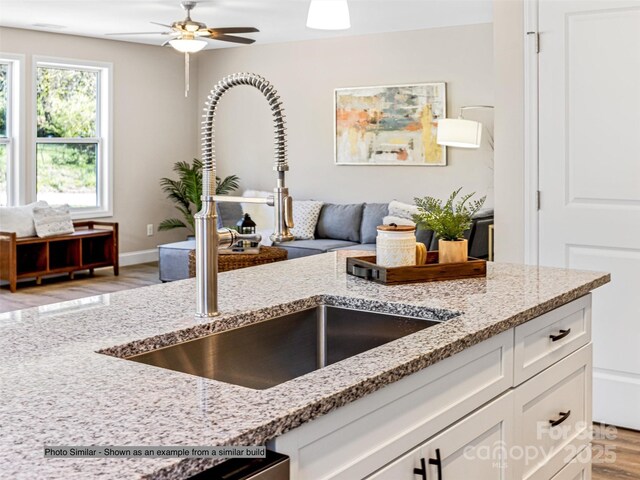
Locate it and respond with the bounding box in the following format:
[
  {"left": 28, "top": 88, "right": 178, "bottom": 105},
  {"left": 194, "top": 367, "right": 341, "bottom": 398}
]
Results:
[
  {"left": 119, "top": 249, "right": 158, "bottom": 267},
  {"left": 593, "top": 367, "right": 640, "bottom": 430}
]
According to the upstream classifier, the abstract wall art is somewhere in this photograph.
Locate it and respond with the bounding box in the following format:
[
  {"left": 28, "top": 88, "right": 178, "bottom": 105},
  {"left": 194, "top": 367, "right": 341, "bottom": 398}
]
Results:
[{"left": 335, "top": 82, "right": 446, "bottom": 166}]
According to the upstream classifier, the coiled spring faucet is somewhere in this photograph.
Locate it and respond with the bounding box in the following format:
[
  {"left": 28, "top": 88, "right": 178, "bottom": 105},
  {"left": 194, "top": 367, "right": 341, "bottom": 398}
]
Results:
[{"left": 195, "top": 73, "right": 295, "bottom": 317}]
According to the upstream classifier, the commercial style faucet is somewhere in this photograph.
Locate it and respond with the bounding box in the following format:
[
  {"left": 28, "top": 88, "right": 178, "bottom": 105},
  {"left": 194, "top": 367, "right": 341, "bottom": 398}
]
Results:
[{"left": 195, "top": 72, "right": 295, "bottom": 317}]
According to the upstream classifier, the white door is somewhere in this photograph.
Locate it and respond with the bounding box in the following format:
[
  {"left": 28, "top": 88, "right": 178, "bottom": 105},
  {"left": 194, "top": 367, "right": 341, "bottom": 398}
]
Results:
[{"left": 538, "top": 0, "right": 640, "bottom": 429}]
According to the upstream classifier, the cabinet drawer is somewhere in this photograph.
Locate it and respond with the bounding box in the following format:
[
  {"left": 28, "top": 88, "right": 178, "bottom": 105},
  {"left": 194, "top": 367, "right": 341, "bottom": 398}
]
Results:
[
  {"left": 271, "top": 330, "right": 513, "bottom": 480},
  {"left": 366, "top": 391, "right": 513, "bottom": 480},
  {"left": 514, "top": 344, "right": 592, "bottom": 480},
  {"left": 514, "top": 295, "right": 591, "bottom": 385}
]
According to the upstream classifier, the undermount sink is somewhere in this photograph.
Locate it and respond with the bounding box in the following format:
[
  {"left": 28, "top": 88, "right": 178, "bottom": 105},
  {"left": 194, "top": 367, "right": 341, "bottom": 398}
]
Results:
[{"left": 126, "top": 305, "right": 449, "bottom": 390}]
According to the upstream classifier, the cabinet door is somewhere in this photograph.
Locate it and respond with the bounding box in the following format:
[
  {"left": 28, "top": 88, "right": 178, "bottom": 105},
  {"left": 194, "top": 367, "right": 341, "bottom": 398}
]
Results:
[
  {"left": 513, "top": 345, "right": 591, "bottom": 480},
  {"left": 550, "top": 451, "right": 591, "bottom": 480},
  {"left": 367, "top": 392, "right": 513, "bottom": 480}
]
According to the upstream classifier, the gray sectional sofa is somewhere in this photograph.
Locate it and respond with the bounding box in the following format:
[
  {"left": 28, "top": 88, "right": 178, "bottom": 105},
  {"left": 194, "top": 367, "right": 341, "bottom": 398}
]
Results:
[
  {"left": 272, "top": 203, "right": 390, "bottom": 259},
  {"left": 220, "top": 201, "right": 493, "bottom": 260},
  {"left": 272, "top": 203, "right": 493, "bottom": 260},
  {"left": 159, "top": 201, "right": 493, "bottom": 282}
]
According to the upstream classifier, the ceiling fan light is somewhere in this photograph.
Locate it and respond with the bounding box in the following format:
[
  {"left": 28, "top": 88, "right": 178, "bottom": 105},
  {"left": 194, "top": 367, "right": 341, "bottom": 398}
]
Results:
[
  {"left": 169, "top": 38, "right": 207, "bottom": 53},
  {"left": 306, "top": 0, "right": 351, "bottom": 30}
]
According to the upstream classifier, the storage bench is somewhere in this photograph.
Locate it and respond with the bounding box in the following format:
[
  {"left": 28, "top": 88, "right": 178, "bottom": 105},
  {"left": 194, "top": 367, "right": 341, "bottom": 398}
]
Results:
[{"left": 0, "top": 221, "right": 119, "bottom": 292}]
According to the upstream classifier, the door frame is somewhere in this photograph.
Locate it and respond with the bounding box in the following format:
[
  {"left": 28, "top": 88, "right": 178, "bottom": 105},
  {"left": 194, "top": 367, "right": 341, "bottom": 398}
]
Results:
[{"left": 524, "top": 0, "right": 540, "bottom": 266}]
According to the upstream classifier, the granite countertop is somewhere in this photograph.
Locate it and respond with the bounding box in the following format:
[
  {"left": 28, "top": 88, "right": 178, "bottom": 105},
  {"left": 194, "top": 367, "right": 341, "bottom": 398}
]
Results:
[{"left": 0, "top": 252, "right": 609, "bottom": 479}]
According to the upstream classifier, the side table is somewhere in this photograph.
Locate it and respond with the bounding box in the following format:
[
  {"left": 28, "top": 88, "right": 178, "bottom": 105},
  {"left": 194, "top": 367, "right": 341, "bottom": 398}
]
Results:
[{"left": 188, "top": 246, "right": 288, "bottom": 277}]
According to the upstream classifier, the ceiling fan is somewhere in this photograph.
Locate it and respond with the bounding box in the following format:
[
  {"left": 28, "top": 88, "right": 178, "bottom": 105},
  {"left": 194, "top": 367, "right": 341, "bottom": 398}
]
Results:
[
  {"left": 108, "top": 1, "right": 259, "bottom": 52},
  {"left": 107, "top": 1, "right": 259, "bottom": 96}
]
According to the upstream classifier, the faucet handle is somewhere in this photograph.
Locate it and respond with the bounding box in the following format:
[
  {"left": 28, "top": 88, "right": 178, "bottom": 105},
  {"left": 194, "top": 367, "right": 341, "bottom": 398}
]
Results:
[
  {"left": 217, "top": 228, "right": 262, "bottom": 249},
  {"left": 284, "top": 195, "right": 294, "bottom": 228}
]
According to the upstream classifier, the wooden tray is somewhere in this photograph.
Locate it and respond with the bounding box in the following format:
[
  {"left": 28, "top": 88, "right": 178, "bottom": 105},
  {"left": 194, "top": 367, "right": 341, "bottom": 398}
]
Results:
[{"left": 346, "top": 252, "right": 486, "bottom": 285}]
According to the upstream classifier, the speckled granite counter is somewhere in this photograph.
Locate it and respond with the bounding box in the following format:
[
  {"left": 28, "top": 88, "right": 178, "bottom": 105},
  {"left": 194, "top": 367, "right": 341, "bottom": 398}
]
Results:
[{"left": 0, "top": 252, "right": 609, "bottom": 479}]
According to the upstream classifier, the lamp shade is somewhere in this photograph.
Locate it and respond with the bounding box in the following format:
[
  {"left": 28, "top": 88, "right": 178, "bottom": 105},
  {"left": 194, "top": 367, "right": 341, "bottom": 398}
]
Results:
[
  {"left": 306, "top": 0, "right": 351, "bottom": 30},
  {"left": 169, "top": 38, "right": 207, "bottom": 53},
  {"left": 437, "top": 118, "right": 483, "bottom": 148}
]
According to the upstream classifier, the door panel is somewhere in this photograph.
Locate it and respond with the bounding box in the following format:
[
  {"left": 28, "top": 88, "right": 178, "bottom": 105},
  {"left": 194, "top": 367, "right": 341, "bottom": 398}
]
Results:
[{"left": 538, "top": 0, "right": 640, "bottom": 428}]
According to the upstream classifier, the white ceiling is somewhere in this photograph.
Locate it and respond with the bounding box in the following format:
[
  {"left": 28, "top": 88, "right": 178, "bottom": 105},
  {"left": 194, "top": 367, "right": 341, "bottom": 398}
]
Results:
[{"left": 0, "top": 0, "right": 492, "bottom": 49}]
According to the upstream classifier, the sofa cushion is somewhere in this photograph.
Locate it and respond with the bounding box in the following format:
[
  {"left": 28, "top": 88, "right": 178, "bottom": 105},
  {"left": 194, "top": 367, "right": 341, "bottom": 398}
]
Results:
[
  {"left": 0, "top": 201, "right": 48, "bottom": 238},
  {"left": 316, "top": 203, "right": 364, "bottom": 242},
  {"left": 290, "top": 200, "right": 324, "bottom": 240},
  {"left": 275, "top": 239, "right": 358, "bottom": 259},
  {"left": 33, "top": 204, "right": 74, "bottom": 237},
  {"left": 360, "top": 203, "right": 388, "bottom": 244}
]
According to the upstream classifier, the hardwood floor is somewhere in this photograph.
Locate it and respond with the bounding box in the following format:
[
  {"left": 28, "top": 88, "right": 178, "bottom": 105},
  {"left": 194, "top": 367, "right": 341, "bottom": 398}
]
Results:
[
  {"left": 593, "top": 424, "right": 640, "bottom": 479},
  {"left": 0, "top": 263, "right": 161, "bottom": 313}
]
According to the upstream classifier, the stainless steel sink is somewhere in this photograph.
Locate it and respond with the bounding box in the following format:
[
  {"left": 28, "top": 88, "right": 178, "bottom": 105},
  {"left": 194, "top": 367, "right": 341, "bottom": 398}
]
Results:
[{"left": 126, "top": 306, "right": 444, "bottom": 390}]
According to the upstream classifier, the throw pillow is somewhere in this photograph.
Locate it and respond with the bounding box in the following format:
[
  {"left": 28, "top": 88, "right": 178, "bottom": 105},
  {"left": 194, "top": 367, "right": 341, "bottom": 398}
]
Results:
[
  {"left": 290, "top": 201, "right": 324, "bottom": 240},
  {"left": 360, "top": 203, "right": 389, "bottom": 244},
  {"left": 316, "top": 203, "right": 364, "bottom": 242},
  {"left": 241, "top": 190, "right": 274, "bottom": 229},
  {"left": 33, "top": 204, "right": 75, "bottom": 237},
  {"left": 0, "top": 201, "right": 48, "bottom": 237},
  {"left": 388, "top": 200, "right": 419, "bottom": 220}
]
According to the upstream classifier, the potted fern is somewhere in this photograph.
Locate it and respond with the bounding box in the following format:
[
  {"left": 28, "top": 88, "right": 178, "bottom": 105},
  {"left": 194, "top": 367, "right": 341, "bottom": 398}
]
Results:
[
  {"left": 159, "top": 158, "right": 240, "bottom": 235},
  {"left": 413, "top": 188, "right": 486, "bottom": 264}
]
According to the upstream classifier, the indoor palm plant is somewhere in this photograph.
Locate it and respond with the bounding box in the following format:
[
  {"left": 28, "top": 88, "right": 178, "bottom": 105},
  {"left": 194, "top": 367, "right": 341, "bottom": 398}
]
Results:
[
  {"left": 159, "top": 158, "right": 240, "bottom": 235},
  {"left": 413, "top": 188, "right": 486, "bottom": 263}
]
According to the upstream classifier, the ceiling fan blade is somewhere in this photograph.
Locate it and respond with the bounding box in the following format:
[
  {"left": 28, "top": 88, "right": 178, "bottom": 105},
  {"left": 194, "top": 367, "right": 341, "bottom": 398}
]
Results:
[
  {"left": 105, "top": 31, "right": 168, "bottom": 36},
  {"left": 150, "top": 21, "right": 174, "bottom": 28},
  {"left": 207, "top": 34, "right": 256, "bottom": 45},
  {"left": 206, "top": 27, "right": 259, "bottom": 34}
]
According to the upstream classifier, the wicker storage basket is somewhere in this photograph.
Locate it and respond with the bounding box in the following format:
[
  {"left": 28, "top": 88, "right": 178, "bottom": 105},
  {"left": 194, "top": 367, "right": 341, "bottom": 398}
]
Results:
[{"left": 188, "top": 246, "right": 288, "bottom": 277}]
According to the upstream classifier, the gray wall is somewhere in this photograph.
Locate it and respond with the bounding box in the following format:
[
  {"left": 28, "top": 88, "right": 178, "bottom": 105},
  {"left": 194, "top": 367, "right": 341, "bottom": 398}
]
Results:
[
  {"left": 197, "top": 24, "right": 494, "bottom": 207},
  {"left": 493, "top": 1, "right": 525, "bottom": 263},
  {"left": 0, "top": 27, "right": 200, "bottom": 257}
]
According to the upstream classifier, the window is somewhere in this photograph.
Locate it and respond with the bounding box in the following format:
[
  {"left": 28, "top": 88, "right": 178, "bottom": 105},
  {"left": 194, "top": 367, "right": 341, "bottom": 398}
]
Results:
[
  {"left": 0, "top": 56, "right": 21, "bottom": 206},
  {"left": 34, "top": 58, "right": 112, "bottom": 217},
  {"left": 0, "top": 62, "right": 9, "bottom": 205}
]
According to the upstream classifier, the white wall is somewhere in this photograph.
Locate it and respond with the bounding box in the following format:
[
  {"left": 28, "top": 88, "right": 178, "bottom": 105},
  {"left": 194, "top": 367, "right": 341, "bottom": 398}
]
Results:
[
  {"left": 0, "top": 27, "right": 200, "bottom": 256},
  {"left": 493, "top": 1, "right": 525, "bottom": 263},
  {"left": 197, "top": 24, "right": 494, "bottom": 207}
]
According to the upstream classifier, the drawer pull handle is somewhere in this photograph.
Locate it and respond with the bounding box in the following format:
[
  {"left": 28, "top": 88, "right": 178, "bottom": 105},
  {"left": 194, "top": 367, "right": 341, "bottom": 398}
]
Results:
[
  {"left": 549, "top": 410, "right": 571, "bottom": 427},
  {"left": 428, "top": 448, "right": 443, "bottom": 480},
  {"left": 413, "top": 457, "right": 427, "bottom": 480},
  {"left": 549, "top": 328, "right": 571, "bottom": 342}
]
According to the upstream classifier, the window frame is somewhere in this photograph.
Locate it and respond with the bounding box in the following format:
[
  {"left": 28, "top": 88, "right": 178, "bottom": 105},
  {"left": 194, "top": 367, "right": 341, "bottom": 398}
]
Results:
[
  {"left": 0, "top": 53, "right": 25, "bottom": 207},
  {"left": 32, "top": 56, "right": 113, "bottom": 219}
]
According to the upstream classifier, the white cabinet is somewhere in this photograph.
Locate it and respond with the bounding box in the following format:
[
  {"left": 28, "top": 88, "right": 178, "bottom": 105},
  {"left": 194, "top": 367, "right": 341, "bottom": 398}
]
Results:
[
  {"left": 513, "top": 345, "right": 592, "bottom": 480},
  {"left": 366, "top": 392, "right": 513, "bottom": 480},
  {"left": 271, "top": 330, "right": 513, "bottom": 480},
  {"left": 514, "top": 295, "right": 591, "bottom": 385},
  {"left": 550, "top": 453, "right": 592, "bottom": 480},
  {"left": 271, "top": 295, "right": 593, "bottom": 480}
]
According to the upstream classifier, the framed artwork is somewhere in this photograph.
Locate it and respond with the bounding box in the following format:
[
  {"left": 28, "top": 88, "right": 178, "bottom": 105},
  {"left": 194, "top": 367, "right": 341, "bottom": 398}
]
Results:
[{"left": 334, "top": 82, "right": 446, "bottom": 166}]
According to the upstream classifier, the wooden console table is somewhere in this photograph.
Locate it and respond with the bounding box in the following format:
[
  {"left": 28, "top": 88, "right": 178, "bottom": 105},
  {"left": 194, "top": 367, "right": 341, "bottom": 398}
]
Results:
[{"left": 0, "top": 221, "right": 119, "bottom": 292}]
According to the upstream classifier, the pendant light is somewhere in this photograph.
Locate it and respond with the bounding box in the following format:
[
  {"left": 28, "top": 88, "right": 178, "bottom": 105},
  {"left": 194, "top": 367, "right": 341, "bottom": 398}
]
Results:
[{"left": 306, "top": 0, "right": 351, "bottom": 30}]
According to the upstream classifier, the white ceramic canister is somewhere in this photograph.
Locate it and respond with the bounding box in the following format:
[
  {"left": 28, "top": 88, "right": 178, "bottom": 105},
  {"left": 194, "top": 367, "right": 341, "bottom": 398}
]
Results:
[{"left": 376, "top": 224, "right": 417, "bottom": 267}]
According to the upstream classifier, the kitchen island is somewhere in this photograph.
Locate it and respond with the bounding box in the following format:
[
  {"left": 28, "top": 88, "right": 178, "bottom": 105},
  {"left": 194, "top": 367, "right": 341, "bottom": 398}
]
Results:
[{"left": 0, "top": 252, "right": 608, "bottom": 479}]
